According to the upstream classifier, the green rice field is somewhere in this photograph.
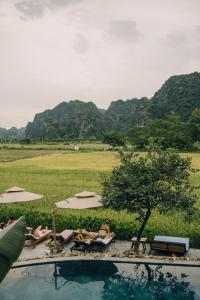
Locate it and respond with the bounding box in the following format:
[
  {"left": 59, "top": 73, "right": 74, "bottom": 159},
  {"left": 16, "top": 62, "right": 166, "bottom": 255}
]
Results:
[{"left": 0, "top": 145, "right": 200, "bottom": 246}]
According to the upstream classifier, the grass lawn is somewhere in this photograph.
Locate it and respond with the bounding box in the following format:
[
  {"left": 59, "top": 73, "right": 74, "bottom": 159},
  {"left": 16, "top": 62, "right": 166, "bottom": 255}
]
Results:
[{"left": 0, "top": 147, "right": 200, "bottom": 246}]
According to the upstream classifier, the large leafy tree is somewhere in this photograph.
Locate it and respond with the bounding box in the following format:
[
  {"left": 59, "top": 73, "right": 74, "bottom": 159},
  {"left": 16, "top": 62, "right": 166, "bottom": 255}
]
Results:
[
  {"left": 103, "top": 130, "right": 125, "bottom": 148},
  {"left": 189, "top": 109, "right": 200, "bottom": 142},
  {"left": 101, "top": 145, "right": 197, "bottom": 251},
  {"left": 128, "top": 116, "right": 194, "bottom": 150}
]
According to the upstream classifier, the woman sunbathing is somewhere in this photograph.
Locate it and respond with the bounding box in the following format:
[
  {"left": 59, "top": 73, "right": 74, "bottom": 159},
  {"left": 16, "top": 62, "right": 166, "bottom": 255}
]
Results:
[
  {"left": 34, "top": 225, "right": 49, "bottom": 238},
  {"left": 26, "top": 225, "right": 49, "bottom": 240},
  {"left": 99, "top": 223, "right": 111, "bottom": 238},
  {"left": 75, "top": 229, "right": 98, "bottom": 240},
  {"left": 75, "top": 229, "right": 86, "bottom": 240}
]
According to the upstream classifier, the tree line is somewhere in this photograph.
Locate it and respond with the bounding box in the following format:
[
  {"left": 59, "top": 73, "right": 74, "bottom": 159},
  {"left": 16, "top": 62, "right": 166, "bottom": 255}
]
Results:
[{"left": 104, "top": 109, "right": 200, "bottom": 151}]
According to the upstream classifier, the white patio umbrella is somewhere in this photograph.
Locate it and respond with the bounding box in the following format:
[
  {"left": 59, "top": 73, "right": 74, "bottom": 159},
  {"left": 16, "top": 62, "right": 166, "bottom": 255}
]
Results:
[
  {"left": 55, "top": 191, "right": 102, "bottom": 209},
  {"left": 0, "top": 186, "right": 43, "bottom": 203}
]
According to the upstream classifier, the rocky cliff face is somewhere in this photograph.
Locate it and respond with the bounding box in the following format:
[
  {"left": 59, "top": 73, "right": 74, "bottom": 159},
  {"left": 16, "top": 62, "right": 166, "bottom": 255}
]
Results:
[
  {"left": 104, "top": 97, "right": 150, "bottom": 132},
  {"left": 150, "top": 72, "right": 200, "bottom": 121},
  {"left": 26, "top": 100, "right": 104, "bottom": 140},
  {"left": 25, "top": 72, "right": 200, "bottom": 140}
]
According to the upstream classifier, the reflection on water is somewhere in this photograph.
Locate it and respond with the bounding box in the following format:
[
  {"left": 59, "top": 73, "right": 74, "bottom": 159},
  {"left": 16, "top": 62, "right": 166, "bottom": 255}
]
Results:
[
  {"left": 102, "top": 264, "right": 196, "bottom": 300},
  {"left": 0, "top": 261, "right": 199, "bottom": 300},
  {"left": 55, "top": 260, "right": 118, "bottom": 288}
]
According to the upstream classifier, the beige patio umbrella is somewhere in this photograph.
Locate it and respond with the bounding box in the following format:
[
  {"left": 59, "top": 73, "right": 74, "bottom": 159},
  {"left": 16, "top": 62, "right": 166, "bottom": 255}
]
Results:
[
  {"left": 49, "top": 192, "right": 102, "bottom": 253},
  {"left": 55, "top": 191, "right": 102, "bottom": 209},
  {"left": 0, "top": 186, "right": 43, "bottom": 203}
]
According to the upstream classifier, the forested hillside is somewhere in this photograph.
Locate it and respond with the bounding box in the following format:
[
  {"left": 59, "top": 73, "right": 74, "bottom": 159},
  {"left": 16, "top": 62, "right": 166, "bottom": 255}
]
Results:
[
  {"left": 25, "top": 72, "right": 200, "bottom": 140},
  {"left": 150, "top": 72, "right": 200, "bottom": 120},
  {"left": 1, "top": 72, "right": 200, "bottom": 141},
  {"left": 0, "top": 127, "right": 25, "bottom": 140},
  {"left": 104, "top": 97, "right": 150, "bottom": 132},
  {"left": 26, "top": 100, "right": 105, "bottom": 140}
]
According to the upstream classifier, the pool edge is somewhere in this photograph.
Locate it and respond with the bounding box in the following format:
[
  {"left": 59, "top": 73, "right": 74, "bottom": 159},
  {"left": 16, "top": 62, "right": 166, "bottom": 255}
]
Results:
[{"left": 13, "top": 256, "right": 200, "bottom": 269}]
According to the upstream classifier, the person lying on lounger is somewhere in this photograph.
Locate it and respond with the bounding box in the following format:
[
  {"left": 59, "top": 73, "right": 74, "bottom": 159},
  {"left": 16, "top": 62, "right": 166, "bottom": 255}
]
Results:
[
  {"left": 98, "top": 223, "right": 114, "bottom": 239},
  {"left": 75, "top": 229, "right": 98, "bottom": 241},
  {"left": 26, "top": 225, "right": 49, "bottom": 240}
]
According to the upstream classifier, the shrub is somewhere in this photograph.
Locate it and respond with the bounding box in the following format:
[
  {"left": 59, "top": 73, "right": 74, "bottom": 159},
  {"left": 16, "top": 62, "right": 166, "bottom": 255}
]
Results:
[{"left": 0, "top": 206, "right": 200, "bottom": 248}]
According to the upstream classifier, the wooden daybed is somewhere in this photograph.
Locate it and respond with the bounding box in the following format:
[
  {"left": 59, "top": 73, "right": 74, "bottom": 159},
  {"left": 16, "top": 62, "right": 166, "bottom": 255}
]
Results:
[{"left": 149, "top": 235, "right": 190, "bottom": 255}]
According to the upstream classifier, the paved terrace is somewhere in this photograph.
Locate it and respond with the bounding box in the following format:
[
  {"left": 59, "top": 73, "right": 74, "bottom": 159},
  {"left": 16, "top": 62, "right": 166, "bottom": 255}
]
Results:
[{"left": 15, "top": 240, "right": 200, "bottom": 267}]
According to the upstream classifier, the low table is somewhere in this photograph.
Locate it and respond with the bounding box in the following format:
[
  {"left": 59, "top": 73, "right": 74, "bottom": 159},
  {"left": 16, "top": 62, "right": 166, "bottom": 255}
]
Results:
[{"left": 131, "top": 237, "right": 147, "bottom": 253}]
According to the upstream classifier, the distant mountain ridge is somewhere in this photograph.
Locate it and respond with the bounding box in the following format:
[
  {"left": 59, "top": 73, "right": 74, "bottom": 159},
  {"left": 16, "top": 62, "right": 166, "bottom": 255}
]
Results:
[
  {"left": 26, "top": 100, "right": 105, "bottom": 140},
  {"left": 150, "top": 72, "right": 200, "bottom": 121},
  {"left": 26, "top": 71, "right": 200, "bottom": 140},
  {"left": 1, "top": 72, "right": 200, "bottom": 140},
  {"left": 0, "top": 127, "right": 25, "bottom": 140}
]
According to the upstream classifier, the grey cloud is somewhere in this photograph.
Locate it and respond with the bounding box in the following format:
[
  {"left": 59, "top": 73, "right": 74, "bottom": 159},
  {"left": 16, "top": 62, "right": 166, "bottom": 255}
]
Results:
[
  {"left": 15, "top": 0, "right": 45, "bottom": 19},
  {"left": 108, "top": 20, "right": 141, "bottom": 42},
  {"left": 1, "top": 0, "right": 200, "bottom": 128},
  {"left": 15, "top": 0, "right": 82, "bottom": 19},
  {"left": 158, "top": 30, "right": 200, "bottom": 71},
  {"left": 195, "top": 25, "right": 200, "bottom": 35},
  {"left": 166, "top": 32, "right": 187, "bottom": 47},
  {"left": 49, "top": 0, "right": 82, "bottom": 8},
  {"left": 73, "top": 33, "right": 90, "bottom": 53}
]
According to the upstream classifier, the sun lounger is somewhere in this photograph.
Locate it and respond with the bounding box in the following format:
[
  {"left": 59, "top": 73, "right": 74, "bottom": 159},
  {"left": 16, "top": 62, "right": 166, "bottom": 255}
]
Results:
[
  {"left": 25, "top": 229, "right": 52, "bottom": 247},
  {"left": 70, "top": 231, "right": 99, "bottom": 252},
  {"left": 88, "top": 236, "right": 114, "bottom": 253},
  {"left": 149, "top": 235, "right": 189, "bottom": 255},
  {"left": 70, "top": 240, "right": 90, "bottom": 252},
  {"left": 47, "top": 229, "right": 74, "bottom": 250}
]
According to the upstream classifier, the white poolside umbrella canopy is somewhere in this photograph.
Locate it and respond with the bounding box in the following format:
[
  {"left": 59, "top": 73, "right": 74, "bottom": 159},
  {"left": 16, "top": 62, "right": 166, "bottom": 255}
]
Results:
[
  {"left": 0, "top": 186, "right": 43, "bottom": 203},
  {"left": 55, "top": 191, "right": 102, "bottom": 209}
]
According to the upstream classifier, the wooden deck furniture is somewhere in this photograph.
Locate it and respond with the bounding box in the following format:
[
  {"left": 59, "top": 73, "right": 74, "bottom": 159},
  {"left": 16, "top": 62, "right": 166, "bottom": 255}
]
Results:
[
  {"left": 47, "top": 229, "right": 74, "bottom": 252},
  {"left": 130, "top": 237, "right": 147, "bottom": 253},
  {"left": 25, "top": 229, "right": 52, "bottom": 247},
  {"left": 88, "top": 236, "right": 115, "bottom": 253},
  {"left": 70, "top": 240, "right": 90, "bottom": 252},
  {"left": 149, "top": 236, "right": 189, "bottom": 255},
  {"left": 70, "top": 231, "right": 99, "bottom": 252}
]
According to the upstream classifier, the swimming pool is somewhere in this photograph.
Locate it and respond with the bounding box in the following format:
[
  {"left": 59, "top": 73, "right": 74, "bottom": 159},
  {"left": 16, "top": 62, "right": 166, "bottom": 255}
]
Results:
[{"left": 0, "top": 260, "right": 200, "bottom": 299}]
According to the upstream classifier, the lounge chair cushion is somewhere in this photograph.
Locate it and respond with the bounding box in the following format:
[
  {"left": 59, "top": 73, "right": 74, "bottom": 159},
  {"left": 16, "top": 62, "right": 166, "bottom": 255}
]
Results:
[
  {"left": 60, "top": 230, "right": 74, "bottom": 241},
  {"left": 95, "top": 237, "right": 113, "bottom": 245}
]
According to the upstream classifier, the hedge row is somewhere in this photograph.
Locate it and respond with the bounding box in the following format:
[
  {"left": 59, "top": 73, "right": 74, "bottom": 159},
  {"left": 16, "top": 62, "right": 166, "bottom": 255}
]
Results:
[{"left": 0, "top": 206, "right": 200, "bottom": 248}]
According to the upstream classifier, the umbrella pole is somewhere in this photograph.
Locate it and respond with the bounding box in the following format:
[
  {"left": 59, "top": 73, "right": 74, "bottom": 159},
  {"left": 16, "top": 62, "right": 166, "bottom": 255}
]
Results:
[{"left": 51, "top": 207, "right": 57, "bottom": 244}]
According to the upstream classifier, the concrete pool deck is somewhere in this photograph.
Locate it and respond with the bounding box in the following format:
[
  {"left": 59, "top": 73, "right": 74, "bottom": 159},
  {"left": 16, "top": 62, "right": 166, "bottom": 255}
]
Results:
[{"left": 14, "top": 240, "right": 200, "bottom": 268}]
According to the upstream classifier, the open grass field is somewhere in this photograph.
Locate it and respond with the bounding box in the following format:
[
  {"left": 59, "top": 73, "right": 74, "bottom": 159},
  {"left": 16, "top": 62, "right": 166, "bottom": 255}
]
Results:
[
  {"left": 0, "top": 146, "right": 200, "bottom": 246},
  {"left": 0, "top": 149, "right": 64, "bottom": 162},
  {"left": 0, "top": 142, "right": 108, "bottom": 162},
  {"left": 0, "top": 142, "right": 108, "bottom": 151}
]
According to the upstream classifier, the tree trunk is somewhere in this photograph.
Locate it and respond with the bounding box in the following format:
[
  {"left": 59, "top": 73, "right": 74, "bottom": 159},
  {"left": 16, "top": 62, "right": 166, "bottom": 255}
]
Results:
[
  {"left": 133, "top": 209, "right": 151, "bottom": 253},
  {"left": 145, "top": 264, "right": 153, "bottom": 286}
]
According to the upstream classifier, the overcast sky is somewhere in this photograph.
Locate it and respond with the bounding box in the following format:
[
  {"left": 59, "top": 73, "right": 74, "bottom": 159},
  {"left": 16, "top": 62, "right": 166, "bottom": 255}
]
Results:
[{"left": 0, "top": 0, "right": 200, "bottom": 128}]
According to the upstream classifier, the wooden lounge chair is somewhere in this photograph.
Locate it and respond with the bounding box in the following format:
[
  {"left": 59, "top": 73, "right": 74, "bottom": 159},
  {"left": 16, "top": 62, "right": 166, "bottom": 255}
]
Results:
[
  {"left": 88, "top": 236, "right": 114, "bottom": 253},
  {"left": 70, "top": 231, "right": 99, "bottom": 252},
  {"left": 149, "top": 235, "right": 189, "bottom": 255},
  {"left": 25, "top": 229, "right": 52, "bottom": 247},
  {"left": 70, "top": 240, "right": 90, "bottom": 252},
  {"left": 47, "top": 229, "right": 74, "bottom": 250}
]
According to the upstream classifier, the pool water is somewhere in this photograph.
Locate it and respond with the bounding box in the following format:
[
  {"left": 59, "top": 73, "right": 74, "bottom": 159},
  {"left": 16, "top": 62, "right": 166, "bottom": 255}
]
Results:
[{"left": 0, "top": 260, "right": 200, "bottom": 300}]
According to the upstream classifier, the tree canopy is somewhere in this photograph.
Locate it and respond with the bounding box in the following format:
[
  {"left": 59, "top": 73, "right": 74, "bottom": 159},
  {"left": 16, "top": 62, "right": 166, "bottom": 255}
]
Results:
[
  {"left": 102, "top": 130, "right": 125, "bottom": 148},
  {"left": 101, "top": 146, "right": 197, "bottom": 250},
  {"left": 128, "top": 116, "right": 194, "bottom": 150}
]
